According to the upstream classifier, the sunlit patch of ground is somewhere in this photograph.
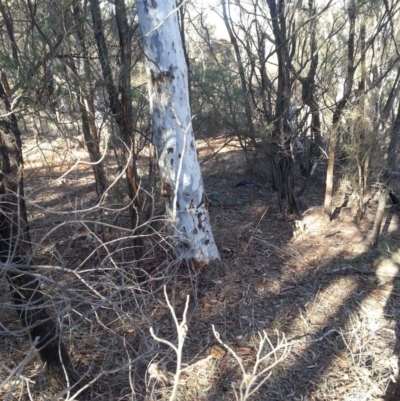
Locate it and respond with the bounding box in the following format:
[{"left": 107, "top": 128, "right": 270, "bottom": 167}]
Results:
[{"left": 1, "top": 134, "right": 400, "bottom": 400}]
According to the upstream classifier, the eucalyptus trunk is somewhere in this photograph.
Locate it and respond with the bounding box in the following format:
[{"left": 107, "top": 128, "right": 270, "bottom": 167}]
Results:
[{"left": 136, "top": 0, "right": 220, "bottom": 265}]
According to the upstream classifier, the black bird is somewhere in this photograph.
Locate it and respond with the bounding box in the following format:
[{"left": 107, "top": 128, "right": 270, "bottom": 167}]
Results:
[{"left": 236, "top": 178, "right": 262, "bottom": 189}]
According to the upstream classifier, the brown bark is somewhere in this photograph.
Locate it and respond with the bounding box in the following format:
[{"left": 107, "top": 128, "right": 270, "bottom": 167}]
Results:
[
  {"left": 115, "top": 0, "right": 143, "bottom": 259},
  {"left": 369, "top": 187, "right": 388, "bottom": 249},
  {"left": 90, "top": 0, "right": 123, "bottom": 127},
  {"left": 90, "top": 0, "right": 142, "bottom": 258},
  {"left": 267, "top": 0, "right": 298, "bottom": 215},
  {"left": 299, "top": 0, "right": 322, "bottom": 171},
  {"left": 72, "top": 0, "right": 107, "bottom": 197},
  {"left": 323, "top": 0, "right": 356, "bottom": 221},
  {"left": 355, "top": 13, "right": 368, "bottom": 222}
]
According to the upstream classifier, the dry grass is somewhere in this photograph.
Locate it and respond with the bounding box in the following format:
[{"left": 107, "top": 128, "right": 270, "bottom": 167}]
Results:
[{"left": 1, "top": 133, "right": 400, "bottom": 401}]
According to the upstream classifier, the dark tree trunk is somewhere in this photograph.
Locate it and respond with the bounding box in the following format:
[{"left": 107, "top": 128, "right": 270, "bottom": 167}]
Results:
[
  {"left": 267, "top": 0, "right": 298, "bottom": 215},
  {"left": 370, "top": 187, "right": 388, "bottom": 249},
  {"left": 60, "top": 55, "right": 108, "bottom": 197},
  {"left": 272, "top": 154, "right": 298, "bottom": 215},
  {"left": 299, "top": 0, "right": 322, "bottom": 176},
  {"left": 387, "top": 97, "right": 400, "bottom": 172},
  {"left": 323, "top": 0, "right": 356, "bottom": 221},
  {"left": 0, "top": 83, "right": 77, "bottom": 390},
  {"left": 370, "top": 99, "right": 400, "bottom": 247},
  {"left": 90, "top": 0, "right": 142, "bottom": 259},
  {"left": 72, "top": 0, "right": 107, "bottom": 197},
  {"left": 355, "top": 11, "right": 369, "bottom": 222},
  {"left": 115, "top": 0, "right": 143, "bottom": 260},
  {"left": 90, "top": 0, "right": 123, "bottom": 128}
]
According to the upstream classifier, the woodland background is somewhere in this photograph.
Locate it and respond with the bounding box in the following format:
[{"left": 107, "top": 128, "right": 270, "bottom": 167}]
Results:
[{"left": 1, "top": 0, "right": 400, "bottom": 400}]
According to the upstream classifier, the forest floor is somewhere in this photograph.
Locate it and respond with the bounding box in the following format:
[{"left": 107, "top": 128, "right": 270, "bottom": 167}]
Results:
[{"left": 1, "top": 133, "right": 400, "bottom": 401}]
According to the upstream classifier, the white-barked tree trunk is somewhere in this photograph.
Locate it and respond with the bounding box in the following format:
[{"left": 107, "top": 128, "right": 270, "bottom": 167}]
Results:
[{"left": 136, "top": 0, "right": 220, "bottom": 265}]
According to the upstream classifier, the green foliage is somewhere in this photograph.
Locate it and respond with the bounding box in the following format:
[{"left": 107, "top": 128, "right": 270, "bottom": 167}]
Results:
[
  {"left": 0, "top": 49, "right": 16, "bottom": 69},
  {"left": 190, "top": 60, "right": 250, "bottom": 139}
]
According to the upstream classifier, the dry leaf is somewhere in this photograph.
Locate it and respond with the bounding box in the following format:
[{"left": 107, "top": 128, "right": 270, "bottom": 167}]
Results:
[
  {"left": 236, "top": 347, "right": 253, "bottom": 356},
  {"left": 210, "top": 345, "right": 226, "bottom": 360}
]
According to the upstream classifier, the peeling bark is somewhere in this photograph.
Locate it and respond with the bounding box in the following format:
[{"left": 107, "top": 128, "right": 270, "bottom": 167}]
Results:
[{"left": 136, "top": 0, "right": 220, "bottom": 265}]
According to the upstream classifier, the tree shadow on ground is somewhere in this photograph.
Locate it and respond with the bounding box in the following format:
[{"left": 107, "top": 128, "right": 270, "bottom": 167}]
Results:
[
  {"left": 185, "top": 178, "right": 400, "bottom": 401},
  {"left": 200, "top": 251, "right": 398, "bottom": 400},
  {"left": 382, "top": 216, "right": 400, "bottom": 401},
  {"left": 5, "top": 142, "right": 400, "bottom": 400}
]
